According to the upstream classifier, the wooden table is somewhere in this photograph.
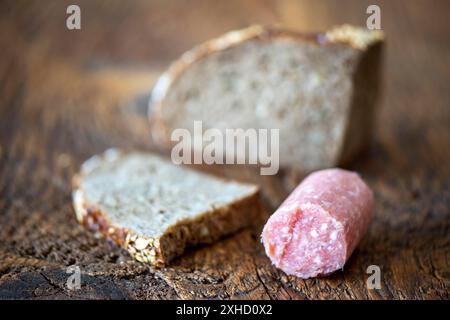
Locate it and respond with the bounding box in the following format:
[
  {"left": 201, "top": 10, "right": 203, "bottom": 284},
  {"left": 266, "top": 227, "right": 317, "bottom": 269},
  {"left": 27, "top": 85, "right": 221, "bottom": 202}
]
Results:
[{"left": 0, "top": 0, "right": 449, "bottom": 299}]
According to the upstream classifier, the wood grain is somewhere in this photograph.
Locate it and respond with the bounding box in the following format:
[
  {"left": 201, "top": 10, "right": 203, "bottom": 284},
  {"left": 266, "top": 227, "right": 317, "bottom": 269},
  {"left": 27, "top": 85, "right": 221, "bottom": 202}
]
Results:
[{"left": 0, "top": 0, "right": 449, "bottom": 299}]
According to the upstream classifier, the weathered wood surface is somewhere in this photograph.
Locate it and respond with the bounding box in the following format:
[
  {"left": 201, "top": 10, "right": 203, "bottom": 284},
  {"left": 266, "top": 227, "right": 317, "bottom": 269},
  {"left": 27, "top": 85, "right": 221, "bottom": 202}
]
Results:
[{"left": 0, "top": 0, "right": 449, "bottom": 299}]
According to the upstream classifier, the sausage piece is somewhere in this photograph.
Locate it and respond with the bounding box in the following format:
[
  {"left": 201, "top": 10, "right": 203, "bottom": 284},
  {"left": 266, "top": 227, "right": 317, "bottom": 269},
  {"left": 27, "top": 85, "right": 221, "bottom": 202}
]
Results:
[{"left": 262, "top": 168, "right": 374, "bottom": 278}]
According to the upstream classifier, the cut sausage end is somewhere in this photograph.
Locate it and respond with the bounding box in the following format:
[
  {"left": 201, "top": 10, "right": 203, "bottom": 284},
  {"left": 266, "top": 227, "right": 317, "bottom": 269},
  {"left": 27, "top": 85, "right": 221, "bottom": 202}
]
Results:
[{"left": 263, "top": 204, "right": 347, "bottom": 278}]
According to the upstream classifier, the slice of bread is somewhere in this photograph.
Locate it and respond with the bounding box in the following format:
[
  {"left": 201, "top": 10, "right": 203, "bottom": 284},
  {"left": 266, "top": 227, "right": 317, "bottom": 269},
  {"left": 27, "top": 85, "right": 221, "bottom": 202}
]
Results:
[
  {"left": 150, "top": 25, "right": 384, "bottom": 172},
  {"left": 72, "top": 149, "right": 260, "bottom": 266}
]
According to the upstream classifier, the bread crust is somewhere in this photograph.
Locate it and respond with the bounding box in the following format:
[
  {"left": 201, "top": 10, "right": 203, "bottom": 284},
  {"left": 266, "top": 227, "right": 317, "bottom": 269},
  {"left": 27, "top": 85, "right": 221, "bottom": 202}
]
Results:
[
  {"left": 149, "top": 24, "right": 384, "bottom": 149},
  {"left": 337, "top": 40, "right": 384, "bottom": 165},
  {"left": 72, "top": 149, "right": 261, "bottom": 266}
]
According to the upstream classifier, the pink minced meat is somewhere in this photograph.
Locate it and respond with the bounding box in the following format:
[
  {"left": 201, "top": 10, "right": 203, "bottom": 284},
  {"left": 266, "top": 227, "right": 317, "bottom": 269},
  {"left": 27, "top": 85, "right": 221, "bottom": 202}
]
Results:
[{"left": 262, "top": 168, "right": 374, "bottom": 279}]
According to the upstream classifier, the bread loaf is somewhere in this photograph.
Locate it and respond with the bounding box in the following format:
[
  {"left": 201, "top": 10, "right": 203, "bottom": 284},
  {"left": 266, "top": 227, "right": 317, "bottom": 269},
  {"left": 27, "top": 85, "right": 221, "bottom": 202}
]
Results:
[{"left": 150, "top": 25, "right": 384, "bottom": 172}]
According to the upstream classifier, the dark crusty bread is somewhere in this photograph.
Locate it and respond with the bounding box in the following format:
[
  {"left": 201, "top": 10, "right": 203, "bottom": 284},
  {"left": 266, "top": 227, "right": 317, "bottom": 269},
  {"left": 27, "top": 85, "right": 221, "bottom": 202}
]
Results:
[
  {"left": 149, "top": 25, "right": 384, "bottom": 172},
  {"left": 72, "top": 149, "right": 260, "bottom": 266}
]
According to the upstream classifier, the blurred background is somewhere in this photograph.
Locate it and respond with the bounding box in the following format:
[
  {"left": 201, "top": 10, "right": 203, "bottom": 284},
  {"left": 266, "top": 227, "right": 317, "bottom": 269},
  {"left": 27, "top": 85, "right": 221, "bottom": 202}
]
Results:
[{"left": 1, "top": 0, "right": 449, "bottom": 175}]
